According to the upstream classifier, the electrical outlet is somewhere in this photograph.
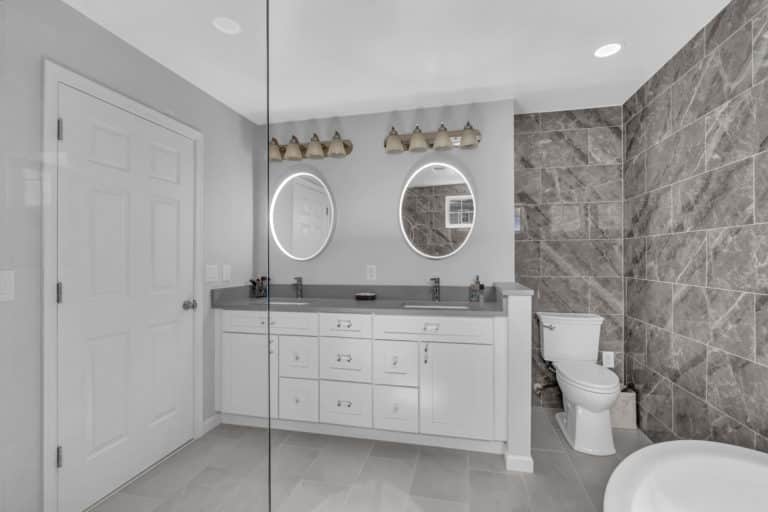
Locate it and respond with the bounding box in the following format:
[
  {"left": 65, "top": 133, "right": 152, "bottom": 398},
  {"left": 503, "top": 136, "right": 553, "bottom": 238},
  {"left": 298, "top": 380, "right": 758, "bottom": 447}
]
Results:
[
  {"left": 366, "top": 265, "right": 377, "bottom": 281},
  {"left": 601, "top": 351, "right": 615, "bottom": 369},
  {"left": 222, "top": 264, "right": 232, "bottom": 282},
  {"left": 205, "top": 264, "right": 220, "bottom": 283},
  {"left": 0, "top": 270, "right": 15, "bottom": 302}
]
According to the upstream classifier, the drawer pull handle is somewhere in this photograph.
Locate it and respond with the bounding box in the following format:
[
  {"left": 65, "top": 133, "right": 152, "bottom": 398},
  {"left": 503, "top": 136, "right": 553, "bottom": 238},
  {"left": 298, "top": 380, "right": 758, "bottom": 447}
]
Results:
[
  {"left": 423, "top": 322, "right": 440, "bottom": 332},
  {"left": 336, "top": 320, "right": 353, "bottom": 329},
  {"left": 336, "top": 353, "right": 353, "bottom": 363},
  {"left": 336, "top": 400, "right": 352, "bottom": 408},
  {"left": 391, "top": 356, "right": 399, "bottom": 367}
]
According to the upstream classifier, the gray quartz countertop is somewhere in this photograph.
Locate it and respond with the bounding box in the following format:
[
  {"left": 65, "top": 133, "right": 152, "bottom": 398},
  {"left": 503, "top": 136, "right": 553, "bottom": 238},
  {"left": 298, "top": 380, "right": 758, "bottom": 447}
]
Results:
[{"left": 210, "top": 283, "right": 532, "bottom": 317}]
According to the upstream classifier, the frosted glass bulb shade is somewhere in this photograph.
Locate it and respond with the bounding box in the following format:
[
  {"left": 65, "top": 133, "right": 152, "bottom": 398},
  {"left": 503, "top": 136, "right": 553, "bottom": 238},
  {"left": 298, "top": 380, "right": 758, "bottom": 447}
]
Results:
[
  {"left": 433, "top": 123, "right": 451, "bottom": 150},
  {"left": 460, "top": 122, "right": 478, "bottom": 148},
  {"left": 385, "top": 127, "right": 404, "bottom": 153},
  {"left": 409, "top": 126, "right": 428, "bottom": 152},
  {"left": 285, "top": 136, "right": 303, "bottom": 161},
  {"left": 268, "top": 138, "right": 283, "bottom": 161},
  {"left": 306, "top": 134, "right": 325, "bottom": 159},
  {"left": 327, "top": 131, "right": 347, "bottom": 157}
]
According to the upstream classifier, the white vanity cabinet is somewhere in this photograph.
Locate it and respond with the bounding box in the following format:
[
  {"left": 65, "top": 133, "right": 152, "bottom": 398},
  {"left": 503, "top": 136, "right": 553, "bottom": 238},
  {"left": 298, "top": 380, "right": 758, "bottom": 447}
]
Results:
[
  {"left": 419, "top": 342, "right": 494, "bottom": 439},
  {"left": 215, "top": 305, "right": 531, "bottom": 469}
]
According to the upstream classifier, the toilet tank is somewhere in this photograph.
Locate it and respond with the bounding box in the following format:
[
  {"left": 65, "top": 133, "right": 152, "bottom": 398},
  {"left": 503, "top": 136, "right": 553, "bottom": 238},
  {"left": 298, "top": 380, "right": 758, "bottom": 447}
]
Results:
[{"left": 536, "top": 312, "right": 604, "bottom": 362}]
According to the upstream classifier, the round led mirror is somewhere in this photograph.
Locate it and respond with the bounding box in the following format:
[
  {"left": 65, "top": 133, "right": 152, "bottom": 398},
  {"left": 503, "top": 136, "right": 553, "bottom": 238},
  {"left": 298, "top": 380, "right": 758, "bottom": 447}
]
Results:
[
  {"left": 270, "top": 172, "right": 335, "bottom": 261},
  {"left": 399, "top": 162, "right": 476, "bottom": 259}
]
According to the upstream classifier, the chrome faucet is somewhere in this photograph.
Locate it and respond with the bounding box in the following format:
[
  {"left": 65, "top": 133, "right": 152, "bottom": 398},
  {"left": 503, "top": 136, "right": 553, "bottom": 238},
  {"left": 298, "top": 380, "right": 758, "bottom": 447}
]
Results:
[
  {"left": 430, "top": 277, "right": 441, "bottom": 302},
  {"left": 293, "top": 276, "right": 304, "bottom": 299}
]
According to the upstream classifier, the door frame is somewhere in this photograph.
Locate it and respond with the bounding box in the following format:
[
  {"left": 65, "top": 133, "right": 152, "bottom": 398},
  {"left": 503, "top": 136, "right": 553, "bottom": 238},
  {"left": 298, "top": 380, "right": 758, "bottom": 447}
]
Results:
[{"left": 41, "top": 60, "right": 206, "bottom": 512}]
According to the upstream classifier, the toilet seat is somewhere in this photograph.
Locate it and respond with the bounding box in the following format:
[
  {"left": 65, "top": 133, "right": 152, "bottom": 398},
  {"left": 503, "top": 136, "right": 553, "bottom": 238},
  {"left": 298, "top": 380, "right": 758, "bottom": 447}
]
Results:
[{"left": 555, "top": 361, "right": 620, "bottom": 394}]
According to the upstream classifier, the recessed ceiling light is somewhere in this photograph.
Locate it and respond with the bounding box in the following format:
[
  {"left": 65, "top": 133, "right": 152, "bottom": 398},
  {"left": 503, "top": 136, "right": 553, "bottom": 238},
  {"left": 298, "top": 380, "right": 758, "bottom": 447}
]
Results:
[
  {"left": 212, "top": 17, "right": 242, "bottom": 35},
  {"left": 594, "top": 43, "right": 622, "bottom": 58}
]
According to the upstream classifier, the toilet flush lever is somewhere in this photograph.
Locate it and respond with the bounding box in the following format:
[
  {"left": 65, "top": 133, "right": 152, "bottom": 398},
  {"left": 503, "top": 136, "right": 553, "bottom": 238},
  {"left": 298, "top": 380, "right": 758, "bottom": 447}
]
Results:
[{"left": 542, "top": 323, "right": 555, "bottom": 330}]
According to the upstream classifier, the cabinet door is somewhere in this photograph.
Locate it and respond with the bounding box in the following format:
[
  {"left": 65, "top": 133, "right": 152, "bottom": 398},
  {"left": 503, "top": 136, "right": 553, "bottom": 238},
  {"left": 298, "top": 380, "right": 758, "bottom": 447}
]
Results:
[
  {"left": 419, "top": 342, "right": 493, "bottom": 440},
  {"left": 221, "top": 333, "right": 277, "bottom": 417}
]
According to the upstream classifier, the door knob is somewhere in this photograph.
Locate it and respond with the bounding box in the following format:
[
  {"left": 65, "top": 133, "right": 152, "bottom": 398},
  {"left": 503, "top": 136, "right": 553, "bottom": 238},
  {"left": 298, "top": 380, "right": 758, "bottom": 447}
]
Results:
[{"left": 182, "top": 299, "right": 198, "bottom": 311}]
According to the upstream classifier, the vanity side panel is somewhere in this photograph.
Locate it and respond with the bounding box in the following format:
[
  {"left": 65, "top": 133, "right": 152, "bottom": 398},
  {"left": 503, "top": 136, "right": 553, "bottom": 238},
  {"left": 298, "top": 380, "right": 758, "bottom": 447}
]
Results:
[{"left": 506, "top": 295, "right": 533, "bottom": 472}]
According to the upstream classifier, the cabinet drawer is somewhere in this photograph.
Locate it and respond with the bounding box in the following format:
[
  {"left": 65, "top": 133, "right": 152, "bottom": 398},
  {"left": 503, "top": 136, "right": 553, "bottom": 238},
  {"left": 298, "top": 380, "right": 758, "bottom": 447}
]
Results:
[
  {"left": 373, "top": 386, "right": 418, "bottom": 433},
  {"left": 319, "top": 338, "right": 372, "bottom": 382},
  {"left": 222, "top": 310, "right": 266, "bottom": 333},
  {"left": 319, "top": 313, "right": 372, "bottom": 338},
  {"left": 279, "top": 336, "right": 318, "bottom": 379},
  {"left": 222, "top": 310, "right": 318, "bottom": 336},
  {"left": 319, "top": 381, "right": 372, "bottom": 428},
  {"left": 269, "top": 312, "right": 318, "bottom": 336},
  {"left": 373, "top": 340, "right": 418, "bottom": 387},
  {"left": 374, "top": 315, "right": 493, "bottom": 344},
  {"left": 279, "top": 378, "right": 318, "bottom": 422}
]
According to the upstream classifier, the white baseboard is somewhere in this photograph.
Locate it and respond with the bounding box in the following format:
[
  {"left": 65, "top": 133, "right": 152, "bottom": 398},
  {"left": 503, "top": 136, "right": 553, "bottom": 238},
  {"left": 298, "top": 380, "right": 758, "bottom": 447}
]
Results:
[
  {"left": 220, "top": 413, "right": 506, "bottom": 455},
  {"left": 505, "top": 453, "right": 534, "bottom": 473},
  {"left": 200, "top": 413, "right": 221, "bottom": 437}
]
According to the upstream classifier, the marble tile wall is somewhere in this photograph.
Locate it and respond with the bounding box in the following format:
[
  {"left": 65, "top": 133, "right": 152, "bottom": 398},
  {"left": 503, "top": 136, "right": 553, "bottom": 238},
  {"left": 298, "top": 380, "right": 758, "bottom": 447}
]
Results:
[
  {"left": 514, "top": 106, "right": 625, "bottom": 407},
  {"left": 623, "top": 0, "right": 768, "bottom": 450}
]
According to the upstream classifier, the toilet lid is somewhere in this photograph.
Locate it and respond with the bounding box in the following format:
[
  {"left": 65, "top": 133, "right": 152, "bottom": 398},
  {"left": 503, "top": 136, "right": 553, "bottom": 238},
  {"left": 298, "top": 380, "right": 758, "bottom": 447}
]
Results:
[{"left": 555, "top": 361, "right": 619, "bottom": 392}]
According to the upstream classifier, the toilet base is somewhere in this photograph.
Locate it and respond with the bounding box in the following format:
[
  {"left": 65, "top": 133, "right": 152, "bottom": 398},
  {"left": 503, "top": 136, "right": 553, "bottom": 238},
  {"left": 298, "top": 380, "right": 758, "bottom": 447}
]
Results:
[{"left": 555, "top": 408, "right": 616, "bottom": 456}]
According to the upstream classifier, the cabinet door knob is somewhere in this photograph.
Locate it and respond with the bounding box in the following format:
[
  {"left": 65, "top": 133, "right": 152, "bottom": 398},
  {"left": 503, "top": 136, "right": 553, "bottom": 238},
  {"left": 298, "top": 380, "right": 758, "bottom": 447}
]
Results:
[
  {"left": 293, "top": 353, "right": 300, "bottom": 361},
  {"left": 392, "top": 404, "right": 400, "bottom": 413},
  {"left": 294, "top": 396, "right": 301, "bottom": 404},
  {"left": 424, "top": 344, "right": 429, "bottom": 364},
  {"left": 391, "top": 356, "right": 399, "bottom": 367}
]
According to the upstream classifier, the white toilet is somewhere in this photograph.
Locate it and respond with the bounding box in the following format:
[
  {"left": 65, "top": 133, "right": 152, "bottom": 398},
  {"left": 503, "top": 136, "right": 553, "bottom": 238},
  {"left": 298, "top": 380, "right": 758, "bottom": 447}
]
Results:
[{"left": 537, "top": 312, "right": 620, "bottom": 456}]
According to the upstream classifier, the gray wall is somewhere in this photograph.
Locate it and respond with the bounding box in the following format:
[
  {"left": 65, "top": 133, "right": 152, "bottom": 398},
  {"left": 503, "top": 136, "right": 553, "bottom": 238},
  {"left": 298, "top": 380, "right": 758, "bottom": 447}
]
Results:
[
  {"left": 0, "top": 0, "right": 260, "bottom": 509},
  {"left": 260, "top": 100, "right": 516, "bottom": 287},
  {"left": 623, "top": 0, "right": 768, "bottom": 448},
  {"left": 513, "top": 107, "right": 625, "bottom": 407}
]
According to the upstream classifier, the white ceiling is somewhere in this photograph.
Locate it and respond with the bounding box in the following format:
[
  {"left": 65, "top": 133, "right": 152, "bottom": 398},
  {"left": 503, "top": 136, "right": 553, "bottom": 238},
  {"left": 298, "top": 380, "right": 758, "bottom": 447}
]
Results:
[{"left": 62, "top": 0, "right": 729, "bottom": 124}]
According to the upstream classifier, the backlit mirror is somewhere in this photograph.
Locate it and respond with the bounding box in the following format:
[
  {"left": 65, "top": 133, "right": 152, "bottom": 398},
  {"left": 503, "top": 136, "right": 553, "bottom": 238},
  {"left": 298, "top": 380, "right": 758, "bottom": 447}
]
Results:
[
  {"left": 399, "top": 162, "right": 476, "bottom": 259},
  {"left": 270, "top": 172, "right": 334, "bottom": 261}
]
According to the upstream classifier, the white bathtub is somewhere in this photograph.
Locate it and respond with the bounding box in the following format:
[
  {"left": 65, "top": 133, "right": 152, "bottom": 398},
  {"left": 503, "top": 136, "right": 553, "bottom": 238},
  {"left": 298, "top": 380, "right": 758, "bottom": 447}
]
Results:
[{"left": 604, "top": 440, "right": 768, "bottom": 512}]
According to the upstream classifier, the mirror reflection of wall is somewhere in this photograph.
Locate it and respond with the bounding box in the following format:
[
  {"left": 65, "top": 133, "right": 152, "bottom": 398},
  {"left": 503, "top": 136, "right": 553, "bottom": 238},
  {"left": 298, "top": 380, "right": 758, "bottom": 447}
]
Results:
[
  {"left": 270, "top": 172, "right": 334, "bottom": 261},
  {"left": 400, "top": 163, "right": 475, "bottom": 259}
]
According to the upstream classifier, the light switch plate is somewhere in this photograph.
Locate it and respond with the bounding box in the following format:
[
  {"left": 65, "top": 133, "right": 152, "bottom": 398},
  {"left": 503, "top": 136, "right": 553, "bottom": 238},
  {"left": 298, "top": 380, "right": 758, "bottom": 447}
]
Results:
[
  {"left": 601, "top": 351, "right": 615, "bottom": 369},
  {"left": 222, "top": 264, "right": 232, "bottom": 282},
  {"left": 0, "top": 270, "right": 15, "bottom": 302},
  {"left": 205, "top": 264, "right": 220, "bottom": 283},
  {"left": 366, "top": 265, "right": 377, "bottom": 281}
]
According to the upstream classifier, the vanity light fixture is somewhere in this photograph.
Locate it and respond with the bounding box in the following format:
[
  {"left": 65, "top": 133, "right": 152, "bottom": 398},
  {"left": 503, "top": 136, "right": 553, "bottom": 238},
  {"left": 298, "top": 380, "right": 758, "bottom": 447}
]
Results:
[
  {"left": 305, "top": 133, "right": 325, "bottom": 159},
  {"left": 284, "top": 135, "right": 304, "bottom": 161},
  {"left": 327, "top": 131, "right": 348, "bottom": 158},
  {"left": 460, "top": 122, "right": 479, "bottom": 148},
  {"left": 433, "top": 123, "right": 452, "bottom": 150},
  {"left": 594, "top": 43, "right": 622, "bottom": 58},
  {"left": 269, "top": 133, "right": 353, "bottom": 163},
  {"left": 212, "top": 17, "right": 242, "bottom": 35},
  {"left": 268, "top": 137, "right": 283, "bottom": 161},
  {"left": 385, "top": 127, "right": 405, "bottom": 154},
  {"left": 409, "top": 126, "right": 428, "bottom": 152},
  {"left": 383, "top": 123, "right": 482, "bottom": 153}
]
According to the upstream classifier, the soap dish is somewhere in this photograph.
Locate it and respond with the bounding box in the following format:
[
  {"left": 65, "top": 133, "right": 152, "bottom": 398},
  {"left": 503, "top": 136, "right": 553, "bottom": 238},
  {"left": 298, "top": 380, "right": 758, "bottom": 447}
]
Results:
[{"left": 355, "top": 292, "right": 377, "bottom": 301}]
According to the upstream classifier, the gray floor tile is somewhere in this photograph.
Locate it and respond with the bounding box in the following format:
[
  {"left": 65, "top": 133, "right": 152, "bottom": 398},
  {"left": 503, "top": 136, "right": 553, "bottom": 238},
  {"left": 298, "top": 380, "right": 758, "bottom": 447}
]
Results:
[
  {"left": 410, "top": 446, "right": 470, "bottom": 503},
  {"left": 344, "top": 482, "right": 413, "bottom": 512},
  {"left": 563, "top": 451, "right": 620, "bottom": 512},
  {"left": 91, "top": 492, "right": 163, "bottom": 512},
  {"left": 371, "top": 441, "right": 421, "bottom": 461},
  {"left": 282, "top": 431, "right": 335, "bottom": 449},
  {"left": 303, "top": 438, "right": 372, "bottom": 486},
  {"left": 271, "top": 444, "right": 319, "bottom": 481},
  {"left": 406, "top": 495, "right": 469, "bottom": 512},
  {"left": 357, "top": 456, "right": 417, "bottom": 492},
  {"left": 531, "top": 408, "right": 566, "bottom": 451},
  {"left": 276, "top": 479, "right": 349, "bottom": 512},
  {"left": 523, "top": 451, "right": 596, "bottom": 512},
  {"left": 468, "top": 452, "right": 508, "bottom": 473},
  {"left": 613, "top": 428, "right": 652, "bottom": 460},
  {"left": 469, "top": 470, "right": 530, "bottom": 512}
]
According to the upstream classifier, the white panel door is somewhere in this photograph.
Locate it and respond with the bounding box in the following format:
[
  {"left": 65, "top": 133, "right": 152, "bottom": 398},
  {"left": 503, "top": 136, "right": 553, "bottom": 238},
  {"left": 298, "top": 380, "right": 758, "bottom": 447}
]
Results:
[
  {"left": 419, "top": 342, "right": 494, "bottom": 440},
  {"left": 58, "top": 84, "right": 195, "bottom": 512}
]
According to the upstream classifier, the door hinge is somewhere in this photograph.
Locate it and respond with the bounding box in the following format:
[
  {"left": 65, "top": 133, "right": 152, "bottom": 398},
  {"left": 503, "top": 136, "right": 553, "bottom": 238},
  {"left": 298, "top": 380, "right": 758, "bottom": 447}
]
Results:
[
  {"left": 57, "top": 118, "right": 63, "bottom": 141},
  {"left": 56, "top": 446, "right": 63, "bottom": 468},
  {"left": 56, "top": 282, "right": 63, "bottom": 304}
]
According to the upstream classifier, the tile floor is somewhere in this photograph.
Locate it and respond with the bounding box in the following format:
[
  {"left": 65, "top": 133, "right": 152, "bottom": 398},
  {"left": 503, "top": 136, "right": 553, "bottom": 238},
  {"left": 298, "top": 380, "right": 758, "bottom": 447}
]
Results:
[{"left": 92, "top": 408, "right": 651, "bottom": 512}]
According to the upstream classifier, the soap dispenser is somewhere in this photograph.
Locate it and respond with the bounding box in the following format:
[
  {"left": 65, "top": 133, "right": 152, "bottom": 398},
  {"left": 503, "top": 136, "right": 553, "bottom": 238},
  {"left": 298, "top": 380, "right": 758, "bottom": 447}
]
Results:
[{"left": 469, "top": 275, "right": 482, "bottom": 302}]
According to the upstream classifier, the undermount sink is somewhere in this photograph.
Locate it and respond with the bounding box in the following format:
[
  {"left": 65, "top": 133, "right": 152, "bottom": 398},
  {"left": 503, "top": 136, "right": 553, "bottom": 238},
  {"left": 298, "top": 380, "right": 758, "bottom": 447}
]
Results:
[{"left": 402, "top": 303, "right": 470, "bottom": 310}]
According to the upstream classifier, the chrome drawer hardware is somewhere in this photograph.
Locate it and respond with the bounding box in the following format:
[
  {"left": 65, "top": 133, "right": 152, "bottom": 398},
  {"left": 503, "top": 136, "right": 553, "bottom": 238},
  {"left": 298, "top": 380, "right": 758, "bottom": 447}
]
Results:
[
  {"left": 424, "top": 344, "right": 429, "bottom": 364},
  {"left": 542, "top": 323, "right": 555, "bottom": 330},
  {"left": 336, "top": 353, "right": 353, "bottom": 363},
  {"left": 182, "top": 299, "right": 198, "bottom": 310},
  {"left": 391, "top": 356, "right": 399, "bottom": 367},
  {"left": 336, "top": 320, "right": 353, "bottom": 329},
  {"left": 336, "top": 400, "right": 352, "bottom": 408},
  {"left": 423, "top": 322, "right": 439, "bottom": 332}
]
